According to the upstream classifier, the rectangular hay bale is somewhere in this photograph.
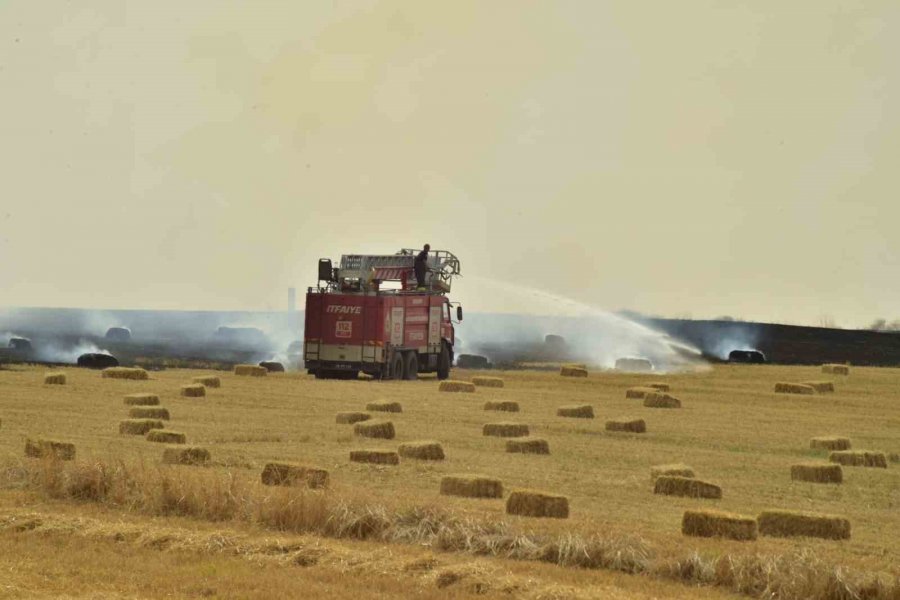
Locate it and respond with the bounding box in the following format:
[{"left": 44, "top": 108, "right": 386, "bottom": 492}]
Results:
[
  {"left": 505, "top": 437, "right": 550, "bottom": 455},
  {"left": 682, "top": 509, "right": 757, "bottom": 541},
  {"left": 560, "top": 366, "right": 588, "bottom": 378},
  {"left": 398, "top": 441, "right": 445, "bottom": 460},
  {"left": 128, "top": 406, "right": 170, "bottom": 420},
  {"left": 822, "top": 364, "right": 850, "bottom": 375},
  {"left": 810, "top": 436, "right": 851, "bottom": 451},
  {"left": 625, "top": 387, "right": 656, "bottom": 399},
  {"left": 506, "top": 489, "right": 569, "bottom": 519},
  {"left": 646, "top": 383, "right": 670, "bottom": 392},
  {"left": 440, "top": 475, "right": 503, "bottom": 499},
  {"left": 556, "top": 404, "right": 594, "bottom": 418},
  {"left": 193, "top": 376, "right": 221, "bottom": 388},
  {"left": 654, "top": 476, "right": 722, "bottom": 499},
  {"left": 234, "top": 364, "right": 268, "bottom": 377},
  {"left": 439, "top": 380, "right": 476, "bottom": 393},
  {"left": 605, "top": 418, "right": 646, "bottom": 433},
  {"left": 791, "top": 462, "right": 843, "bottom": 484},
  {"left": 757, "top": 509, "right": 850, "bottom": 540},
  {"left": 643, "top": 392, "right": 682, "bottom": 408},
  {"left": 147, "top": 430, "right": 186, "bottom": 444},
  {"left": 102, "top": 367, "right": 149, "bottom": 380},
  {"left": 366, "top": 401, "right": 402, "bottom": 413},
  {"left": 350, "top": 450, "right": 400, "bottom": 465},
  {"left": 124, "top": 393, "right": 160, "bottom": 406},
  {"left": 43, "top": 372, "right": 66, "bottom": 385},
  {"left": 353, "top": 420, "right": 395, "bottom": 439},
  {"left": 802, "top": 381, "right": 835, "bottom": 393},
  {"left": 650, "top": 464, "right": 695, "bottom": 480},
  {"left": 162, "top": 446, "right": 210, "bottom": 465},
  {"left": 336, "top": 412, "right": 371, "bottom": 425},
  {"left": 483, "top": 422, "right": 529, "bottom": 438},
  {"left": 261, "top": 462, "right": 329, "bottom": 488},
  {"left": 774, "top": 382, "right": 815, "bottom": 395},
  {"left": 180, "top": 384, "right": 206, "bottom": 397},
  {"left": 471, "top": 376, "right": 504, "bottom": 388},
  {"left": 484, "top": 400, "right": 520, "bottom": 412},
  {"left": 119, "top": 419, "right": 165, "bottom": 435},
  {"left": 829, "top": 450, "right": 887, "bottom": 468},
  {"left": 24, "top": 439, "right": 75, "bottom": 461}
]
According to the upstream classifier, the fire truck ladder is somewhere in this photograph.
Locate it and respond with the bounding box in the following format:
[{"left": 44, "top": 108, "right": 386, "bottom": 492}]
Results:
[{"left": 339, "top": 250, "right": 461, "bottom": 292}]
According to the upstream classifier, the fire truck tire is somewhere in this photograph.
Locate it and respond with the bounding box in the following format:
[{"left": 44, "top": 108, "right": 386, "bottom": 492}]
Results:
[
  {"left": 390, "top": 353, "right": 404, "bottom": 380},
  {"left": 403, "top": 352, "right": 418, "bottom": 381},
  {"left": 437, "top": 343, "right": 451, "bottom": 380}
]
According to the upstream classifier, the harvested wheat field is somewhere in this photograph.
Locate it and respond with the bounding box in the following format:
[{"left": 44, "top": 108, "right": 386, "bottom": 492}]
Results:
[{"left": 2, "top": 363, "right": 900, "bottom": 598}]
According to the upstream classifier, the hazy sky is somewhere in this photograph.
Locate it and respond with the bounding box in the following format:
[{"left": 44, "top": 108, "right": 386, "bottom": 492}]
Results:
[{"left": 1, "top": 1, "right": 897, "bottom": 327}]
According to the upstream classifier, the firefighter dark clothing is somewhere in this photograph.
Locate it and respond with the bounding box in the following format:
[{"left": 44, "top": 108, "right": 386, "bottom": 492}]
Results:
[{"left": 414, "top": 249, "right": 428, "bottom": 289}]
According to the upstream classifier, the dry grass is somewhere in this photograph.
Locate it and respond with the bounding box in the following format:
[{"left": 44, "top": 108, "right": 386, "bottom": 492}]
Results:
[
  {"left": 25, "top": 439, "right": 75, "bottom": 461},
  {"left": 654, "top": 476, "right": 722, "bottom": 499},
  {"left": 398, "top": 441, "right": 445, "bottom": 461},
  {"left": 161, "top": 445, "right": 210, "bottom": 465},
  {"left": 802, "top": 381, "right": 835, "bottom": 393},
  {"left": 774, "top": 382, "right": 815, "bottom": 395},
  {"left": 506, "top": 490, "right": 569, "bottom": 519},
  {"left": 757, "top": 510, "right": 851, "bottom": 540},
  {"left": 335, "top": 411, "right": 371, "bottom": 425},
  {"left": 234, "top": 365, "right": 267, "bottom": 377},
  {"left": 146, "top": 430, "right": 186, "bottom": 444},
  {"left": 102, "top": 367, "right": 149, "bottom": 380},
  {"left": 829, "top": 451, "right": 888, "bottom": 468},
  {"left": 605, "top": 418, "right": 646, "bottom": 433},
  {"left": 118, "top": 419, "right": 164, "bottom": 435},
  {"left": 505, "top": 437, "right": 550, "bottom": 455},
  {"left": 440, "top": 475, "right": 503, "bottom": 499},
  {"left": 471, "top": 376, "right": 504, "bottom": 388},
  {"left": 483, "top": 400, "right": 519, "bottom": 412},
  {"left": 180, "top": 384, "right": 206, "bottom": 397},
  {"left": 128, "top": 406, "right": 170, "bottom": 420},
  {"left": 790, "top": 463, "right": 843, "bottom": 484},
  {"left": 349, "top": 450, "right": 399, "bottom": 465},
  {"left": 560, "top": 366, "right": 588, "bottom": 378},
  {"left": 354, "top": 420, "right": 395, "bottom": 440},
  {"left": 123, "top": 393, "right": 160, "bottom": 406},
  {"left": 650, "top": 464, "right": 695, "bottom": 480},
  {"left": 366, "top": 400, "right": 403, "bottom": 413},
  {"left": 643, "top": 392, "right": 682, "bottom": 408},
  {"left": 810, "top": 436, "right": 851, "bottom": 451},
  {"left": 822, "top": 364, "right": 850, "bottom": 375},
  {"left": 43, "top": 372, "right": 66, "bottom": 385},
  {"left": 482, "top": 422, "right": 529, "bottom": 438},
  {"left": 439, "top": 380, "right": 476, "bottom": 393},
  {"left": 556, "top": 404, "right": 594, "bottom": 418},
  {"left": 682, "top": 510, "right": 757, "bottom": 541},
  {"left": 260, "top": 462, "right": 329, "bottom": 488},
  {"left": 192, "top": 375, "right": 221, "bottom": 388}
]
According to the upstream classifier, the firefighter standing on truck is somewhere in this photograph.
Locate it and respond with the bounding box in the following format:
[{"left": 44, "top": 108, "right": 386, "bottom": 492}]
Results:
[{"left": 414, "top": 244, "right": 430, "bottom": 290}]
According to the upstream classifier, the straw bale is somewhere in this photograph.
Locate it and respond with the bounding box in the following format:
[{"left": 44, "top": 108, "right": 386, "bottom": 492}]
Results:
[
  {"left": 234, "top": 364, "right": 267, "bottom": 377},
  {"left": 654, "top": 476, "right": 722, "bottom": 499},
  {"left": 790, "top": 462, "right": 843, "bottom": 484},
  {"left": 146, "top": 430, "right": 186, "bottom": 444},
  {"left": 398, "top": 441, "right": 445, "bottom": 460},
  {"left": 625, "top": 387, "right": 656, "bottom": 399},
  {"left": 366, "top": 401, "right": 403, "bottom": 413},
  {"left": 192, "top": 376, "right": 220, "bottom": 388},
  {"left": 605, "top": 418, "right": 646, "bottom": 433},
  {"left": 483, "top": 422, "right": 529, "bottom": 438},
  {"left": 774, "top": 382, "right": 815, "bottom": 395},
  {"left": 650, "top": 464, "right": 695, "bottom": 480},
  {"left": 101, "top": 367, "right": 149, "bottom": 380},
  {"left": 829, "top": 450, "right": 887, "bottom": 468},
  {"left": 646, "top": 382, "right": 670, "bottom": 392},
  {"left": 809, "top": 436, "right": 851, "bottom": 451},
  {"left": 350, "top": 450, "right": 400, "bottom": 465},
  {"left": 353, "top": 420, "right": 395, "bottom": 439},
  {"left": 162, "top": 446, "right": 210, "bottom": 465},
  {"left": 472, "top": 376, "right": 504, "bottom": 388},
  {"left": 259, "top": 361, "right": 285, "bottom": 373},
  {"left": 128, "top": 406, "right": 170, "bottom": 420},
  {"left": 440, "top": 475, "right": 503, "bottom": 499},
  {"left": 682, "top": 509, "right": 757, "bottom": 541},
  {"left": 119, "top": 419, "right": 164, "bottom": 435},
  {"left": 506, "top": 489, "right": 569, "bottom": 519},
  {"left": 802, "top": 381, "right": 835, "bottom": 393},
  {"left": 336, "top": 412, "right": 371, "bottom": 425},
  {"left": 757, "top": 509, "right": 850, "bottom": 540},
  {"left": 24, "top": 439, "right": 75, "bottom": 461},
  {"left": 559, "top": 366, "right": 588, "bottom": 378},
  {"left": 43, "top": 372, "right": 66, "bottom": 385},
  {"left": 180, "top": 384, "right": 206, "bottom": 397},
  {"left": 483, "top": 400, "right": 519, "bottom": 412},
  {"left": 643, "top": 392, "right": 682, "bottom": 408},
  {"left": 505, "top": 437, "right": 550, "bottom": 455},
  {"left": 439, "top": 380, "right": 476, "bottom": 393},
  {"left": 124, "top": 393, "right": 160, "bottom": 406},
  {"left": 822, "top": 364, "right": 850, "bottom": 375},
  {"left": 261, "top": 462, "right": 329, "bottom": 488},
  {"left": 556, "top": 404, "right": 594, "bottom": 418}
]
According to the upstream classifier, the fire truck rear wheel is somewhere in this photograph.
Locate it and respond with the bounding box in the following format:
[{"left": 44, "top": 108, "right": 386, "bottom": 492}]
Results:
[
  {"left": 437, "top": 343, "right": 450, "bottom": 380},
  {"left": 403, "top": 352, "right": 418, "bottom": 380},
  {"left": 390, "top": 353, "right": 404, "bottom": 380}
]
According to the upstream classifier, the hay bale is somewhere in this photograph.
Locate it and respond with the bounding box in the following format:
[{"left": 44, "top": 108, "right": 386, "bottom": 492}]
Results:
[
  {"left": 349, "top": 450, "right": 400, "bottom": 465},
  {"left": 24, "top": 439, "right": 75, "bottom": 461},
  {"left": 119, "top": 419, "right": 164, "bottom": 435},
  {"left": 654, "top": 476, "right": 722, "bottom": 499},
  {"left": 162, "top": 446, "right": 210, "bottom": 465},
  {"left": 643, "top": 392, "right": 682, "bottom": 408},
  {"left": 146, "top": 430, "right": 186, "bottom": 444},
  {"left": 483, "top": 400, "right": 519, "bottom": 412},
  {"left": 366, "top": 401, "right": 402, "bottom": 413},
  {"left": 259, "top": 361, "right": 285, "bottom": 373},
  {"left": 124, "top": 393, "right": 160, "bottom": 406},
  {"left": 774, "top": 382, "right": 815, "bottom": 394},
  {"left": 829, "top": 450, "right": 887, "bottom": 468},
  {"left": 483, "top": 422, "right": 529, "bottom": 438},
  {"left": 439, "top": 380, "right": 476, "bottom": 393},
  {"left": 43, "top": 372, "right": 66, "bottom": 385},
  {"left": 556, "top": 404, "right": 594, "bottom": 418},
  {"left": 101, "top": 367, "right": 149, "bottom": 380},
  {"left": 336, "top": 412, "right": 371, "bottom": 425},
  {"left": 791, "top": 462, "right": 843, "bottom": 484},
  {"left": 398, "top": 441, "right": 445, "bottom": 460},
  {"left": 180, "top": 384, "right": 206, "bottom": 397},
  {"left": 682, "top": 509, "right": 757, "bottom": 541},
  {"left": 615, "top": 357, "right": 653, "bottom": 372},
  {"left": 757, "top": 510, "right": 851, "bottom": 540},
  {"left": 810, "top": 436, "right": 851, "bottom": 451},
  {"left": 625, "top": 387, "right": 656, "bottom": 399},
  {"left": 505, "top": 437, "right": 550, "bottom": 455},
  {"left": 651, "top": 464, "right": 695, "bottom": 480},
  {"left": 559, "top": 366, "right": 588, "bottom": 378},
  {"left": 802, "top": 381, "right": 835, "bottom": 393},
  {"left": 128, "top": 406, "right": 170, "bottom": 420},
  {"left": 261, "top": 462, "right": 329, "bottom": 488},
  {"left": 353, "top": 420, "right": 395, "bottom": 439},
  {"left": 456, "top": 354, "right": 491, "bottom": 369},
  {"left": 472, "top": 376, "right": 504, "bottom": 388},
  {"left": 822, "top": 364, "right": 850, "bottom": 375},
  {"left": 646, "top": 382, "right": 670, "bottom": 392},
  {"left": 77, "top": 352, "right": 119, "bottom": 369},
  {"left": 440, "top": 475, "right": 503, "bottom": 499},
  {"left": 234, "top": 364, "right": 267, "bottom": 377},
  {"left": 605, "top": 418, "right": 646, "bottom": 433},
  {"left": 506, "top": 489, "right": 569, "bottom": 519},
  {"left": 192, "top": 376, "right": 220, "bottom": 388}
]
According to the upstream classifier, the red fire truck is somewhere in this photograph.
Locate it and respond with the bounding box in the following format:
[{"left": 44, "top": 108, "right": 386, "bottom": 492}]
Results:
[{"left": 304, "top": 249, "right": 462, "bottom": 380}]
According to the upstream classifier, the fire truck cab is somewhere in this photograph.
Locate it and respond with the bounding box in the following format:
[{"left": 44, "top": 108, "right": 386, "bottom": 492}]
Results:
[{"left": 304, "top": 249, "right": 462, "bottom": 380}]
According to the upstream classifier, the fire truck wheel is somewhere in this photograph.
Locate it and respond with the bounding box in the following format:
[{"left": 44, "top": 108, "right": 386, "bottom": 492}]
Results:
[
  {"left": 403, "top": 352, "right": 418, "bottom": 380},
  {"left": 437, "top": 343, "right": 450, "bottom": 380},
  {"left": 390, "top": 353, "right": 404, "bottom": 380}
]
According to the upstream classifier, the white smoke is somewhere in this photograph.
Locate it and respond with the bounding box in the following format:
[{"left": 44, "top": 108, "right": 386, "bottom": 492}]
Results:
[{"left": 34, "top": 338, "right": 112, "bottom": 364}]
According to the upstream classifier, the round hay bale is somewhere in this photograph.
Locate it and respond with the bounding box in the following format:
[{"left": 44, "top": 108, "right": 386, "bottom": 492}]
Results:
[
  {"left": 483, "top": 400, "right": 519, "bottom": 412},
  {"left": 181, "top": 384, "right": 206, "bottom": 398},
  {"left": 774, "top": 382, "right": 815, "bottom": 395},
  {"left": 119, "top": 419, "right": 164, "bottom": 435},
  {"left": 625, "top": 387, "right": 656, "bottom": 399},
  {"left": 336, "top": 412, "right": 371, "bottom": 425},
  {"left": 829, "top": 450, "right": 887, "bottom": 468},
  {"left": 234, "top": 364, "right": 267, "bottom": 377},
  {"left": 483, "top": 422, "right": 529, "bottom": 438},
  {"left": 124, "top": 393, "right": 160, "bottom": 406},
  {"left": 259, "top": 361, "right": 285, "bottom": 373},
  {"left": 261, "top": 462, "right": 329, "bottom": 488},
  {"left": 472, "top": 376, "right": 504, "bottom": 388},
  {"left": 162, "top": 446, "right": 210, "bottom": 465},
  {"left": 102, "top": 367, "right": 149, "bottom": 380},
  {"left": 802, "top": 381, "right": 835, "bottom": 393},
  {"left": 24, "top": 439, "right": 75, "bottom": 461},
  {"left": 105, "top": 327, "right": 131, "bottom": 342},
  {"left": 366, "top": 401, "right": 402, "bottom": 413},
  {"left": 349, "top": 450, "right": 399, "bottom": 465},
  {"left": 682, "top": 509, "right": 757, "bottom": 541},
  {"left": 556, "top": 404, "right": 594, "bottom": 418},
  {"left": 727, "top": 350, "right": 766, "bottom": 364},
  {"left": 398, "top": 441, "right": 445, "bottom": 460},
  {"left": 559, "top": 366, "right": 588, "bottom": 378},
  {"left": 615, "top": 357, "right": 653, "bottom": 372},
  {"left": 43, "top": 372, "right": 66, "bottom": 385},
  {"left": 353, "top": 420, "right": 395, "bottom": 439},
  {"left": 456, "top": 354, "right": 491, "bottom": 369},
  {"left": 605, "top": 418, "right": 646, "bottom": 433},
  {"left": 77, "top": 353, "right": 119, "bottom": 369},
  {"left": 192, "top": 376, "right": 221, "bottom": 388},
  {"left": 440, "top": 475, "right": 503, "bottom": 499},
  {"left": 128, "top": 406, "right": 170, "bottom": 420},
  {"left": 654, "top": 476, "right": 722, "bottom": 499},
  {"left": 651, "top": 464, "right": 695, "bottom": 480},
  {"left": 146, "top": 430, "right": 186, "bottom": 444},
  {"left": 439, "top": 380, "right": 476, "bottom": 393},
  {"left": 643, "top": 392, "right": 682, "bottom": 409},
  {"left": 791, "top": 463, "right": 843, "bottom": 484},
  {"left": 822, "top": 364, "right": 850, "bottom": 375},
  {"left": 505, "top": 437, "right": 550, "bottom": 455},
  {"left": 757, "top": 510, "right": 850, "bottom": 540},
  {"left": 810, "top": 436, "right": 851, "bottom": 451},
  {"left": 506, "top": 489, "right": 569, "bottom": 519}
]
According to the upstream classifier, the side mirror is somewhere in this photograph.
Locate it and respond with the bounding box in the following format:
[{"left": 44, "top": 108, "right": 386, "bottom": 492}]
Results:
[{"left": 456, "top": 306, "right": 463, "bottom": 321}]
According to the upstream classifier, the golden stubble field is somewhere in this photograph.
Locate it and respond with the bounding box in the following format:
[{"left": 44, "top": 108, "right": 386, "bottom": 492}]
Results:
[{"left": 1, "top": 362, "right": 899, "bottom": 595}]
